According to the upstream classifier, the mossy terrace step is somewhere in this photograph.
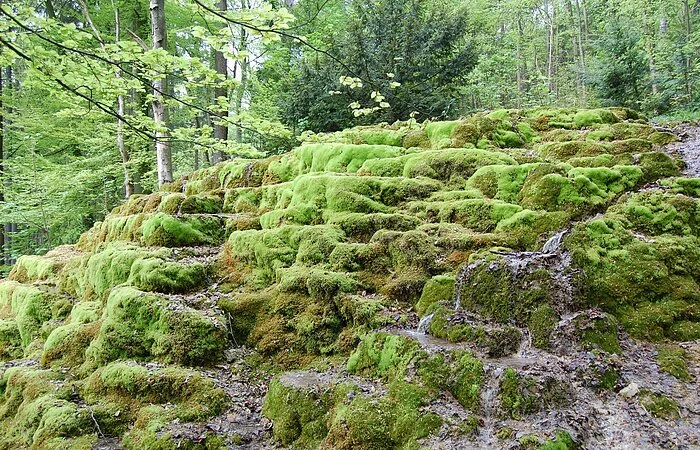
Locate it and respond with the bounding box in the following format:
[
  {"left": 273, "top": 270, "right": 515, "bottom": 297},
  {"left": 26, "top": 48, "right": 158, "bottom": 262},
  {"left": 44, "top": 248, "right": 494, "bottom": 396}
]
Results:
[{"left": 0, "top": 107, "right": 698, "bottom": 449}]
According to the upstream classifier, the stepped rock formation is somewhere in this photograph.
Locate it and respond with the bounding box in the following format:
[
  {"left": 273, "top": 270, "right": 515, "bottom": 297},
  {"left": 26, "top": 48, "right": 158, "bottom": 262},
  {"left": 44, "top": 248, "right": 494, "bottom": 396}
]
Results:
[{"left": 0, "top": 107, "right": 698, "bottom": 449}]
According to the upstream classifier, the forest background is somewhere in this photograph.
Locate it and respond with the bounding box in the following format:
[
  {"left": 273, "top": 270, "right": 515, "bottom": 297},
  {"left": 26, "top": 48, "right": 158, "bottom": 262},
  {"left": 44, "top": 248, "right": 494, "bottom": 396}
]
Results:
[{"left": 0, "top": 0, "right": 698, "bottom": 264}]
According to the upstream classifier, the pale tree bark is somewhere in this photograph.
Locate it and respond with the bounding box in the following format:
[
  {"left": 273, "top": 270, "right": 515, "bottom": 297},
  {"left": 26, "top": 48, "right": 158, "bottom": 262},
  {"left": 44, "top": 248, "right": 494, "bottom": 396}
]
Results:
[
  {"left": 112, "top": 2, "right": 134, "bottom": 197},
  {"left": 0, "top": 65, "right": 5, "bottom": 264},
  {"left": 150, "top": 0, "right": 173, "bottom": 184},
  {"left": 233, "top": 5, "right": 249, "bottom": 145},
  {"left": 211, "top": 0, "right": 228, "bottom": 164},
  {"left": 78, "top": 0, "right": 135, "bottom": 197},
  {"left": 574, "top": 0, "right": 586, "bottom": 102}
]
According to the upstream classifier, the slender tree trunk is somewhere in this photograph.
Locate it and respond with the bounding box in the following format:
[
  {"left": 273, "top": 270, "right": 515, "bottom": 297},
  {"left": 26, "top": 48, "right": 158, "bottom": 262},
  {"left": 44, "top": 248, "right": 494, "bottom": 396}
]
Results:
[
  {"left": 45, "top": 0, "right": 56, "bottom": 18},
  {"left": 211, "top": 0, "right": 228, "bottom": 164},
  {"left": 574, "top": 0, "right": 586, "bottom": 102},
  {"left": 234, "top": 25, "right": 249, "bottom": 144},
  {"left": 2, "top": 66, "right": 13, "bottom": 265},
  {"left": 150, "top": 0, "right": 173, "bottom": 185},
  {"left": 112, "top": 2, "right": 133, "bottom": 198},
  {"left": 682, "top": 0, "right": 693, "bottom": 102},
  {"left": 516, "top": 15, "right": 523, "bottom": 108},
  {"left": 0, "top": 66, "right": 5, "bottom": 264},
  {"left": 547, "top": 0, "right": 555, "bottom": 94}
]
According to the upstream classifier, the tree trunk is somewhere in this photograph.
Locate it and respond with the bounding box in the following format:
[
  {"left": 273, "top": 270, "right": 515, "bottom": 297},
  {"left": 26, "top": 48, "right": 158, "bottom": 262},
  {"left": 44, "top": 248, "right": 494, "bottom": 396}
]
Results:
[
  {"left": 516, "top": 15, "right": 523, "bottom": 108},
  {"left": 45, "top": 0, "right": 56, "bottom": 18},
  {"left": 233, "top": 22, "right": 249, "bottom": 145},
  {"left": 110, "top": 2, "right": 133, "bottom": 198},
  {"left": 150, "top": 0, "right": 173, "bottom": 185},
  {"left": 574, "top": 0, "right": 586, "bottom": 102},
  {"left": 211, "top": 0, "right": 228, "bottom": 164},
  {"left": 682, "top": 0, "right": 693, "bottom": 102},
  {"left": 0, "top": 66, "right": 5, "bottom": 264}
]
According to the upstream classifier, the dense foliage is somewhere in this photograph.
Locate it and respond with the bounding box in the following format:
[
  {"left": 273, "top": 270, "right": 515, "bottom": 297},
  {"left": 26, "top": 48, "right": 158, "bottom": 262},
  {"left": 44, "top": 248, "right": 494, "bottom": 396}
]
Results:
[{"left": 0, "top": 0, "right": 699, "bottom": 259}]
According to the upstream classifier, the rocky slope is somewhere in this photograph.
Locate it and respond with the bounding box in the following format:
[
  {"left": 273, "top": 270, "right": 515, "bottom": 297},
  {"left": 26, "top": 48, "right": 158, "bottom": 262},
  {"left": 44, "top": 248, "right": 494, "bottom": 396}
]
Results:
[{"left": 0, "top": 107, "right": 698, "bottom": 449}]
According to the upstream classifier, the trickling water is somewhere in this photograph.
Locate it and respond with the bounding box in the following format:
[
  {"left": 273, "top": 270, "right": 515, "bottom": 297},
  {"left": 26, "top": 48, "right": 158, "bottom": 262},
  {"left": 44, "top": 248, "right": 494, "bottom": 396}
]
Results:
[
  {"left": 453, "top": 260, "right": 485, "bottom": 310},
  {"left": 477, "top": 366, "right": 501, "bottom": 446},
  {"left": 452, "top": 229, "right": 575, "bottom": 311},
  {"left": 416, "top": 313, "right": 434, "bottom": 333},
  {"left": 541, "top": 229, "right": 567, "bottom": 254}
]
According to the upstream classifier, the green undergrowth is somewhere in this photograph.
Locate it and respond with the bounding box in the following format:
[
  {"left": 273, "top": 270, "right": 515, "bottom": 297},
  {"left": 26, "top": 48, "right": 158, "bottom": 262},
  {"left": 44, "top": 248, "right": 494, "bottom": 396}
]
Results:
[{"left": 0, "top": 107, "right": 695, "bottom": 448}]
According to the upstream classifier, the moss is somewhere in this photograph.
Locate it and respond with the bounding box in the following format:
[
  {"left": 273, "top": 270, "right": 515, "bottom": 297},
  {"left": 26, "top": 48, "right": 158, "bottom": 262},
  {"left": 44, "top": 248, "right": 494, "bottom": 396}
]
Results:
[
  {"left": 539, "top": 430, "right": 577, "bottom": 450},
  {"left": 327, "top": 212, "right": 420, "bottom": 242},
  {"left": 638, "top": 152, "right": 681, "bottom": 181},
  {"left": 416, "top": 275, "right": 455, "bottom": 316},
  {"left": 41, "top": 321, "right": 100, "bottom": 368},
  {"left": 86, "top": 287, "right": 227, "bottom": 366},
  {"left": 449, "top": 351, "right": 484, "bottom": 411},
  {"left": 179, "top": 194, "right": 223, "bottom": 214},
  {"left": 0, "top": 319, "right": 22, "bottom": 360},
  {"left": 269, "top": 143, "right": 402, "bottom": 181},
  {"left": 0, "top": 281, "right": 69, "bottom": 351},
  {"left": 465, "top": 163, "right": 540, "bottom": 203},
  {"left": 656, "top": 344, "right": 691, "bottom": 381},
  {"left": 608, "top": 138, "right": 653, "bottom": 154},
  {"left": 638, "top": 390, "right": 680, "bottom": 419},
  {"left": 218, "top": 291, "right": 271, "bottom": 344},
  {"left": 495, "top": 427, "right": 514, "bottom": 439},
  {"left": 262, "top": 378, "right": 331, "bottom": 448},
  {"left": 649, "top": 131, "right": 677, "bottom": 146},
  {"left": 402, "top": 130, "right": 430, "bottom": 148},
  {"left": 141, "top": 213, "right": 224, "bottom": 247},
  {"left": 660, "top": 177, "right": 700, "bottom": 197},
  {"left": 499, "top": 368, "right": 537, "bottom": 419},
  {"left": 425, "top": 121, "right": 461, "bottom": 144},
  {"left": 580, "top": 316, "right": 622, "bottom": 354},
  {"left": 325, "top": 384, "right": 441, "bottom": 450},
  {"left": 428, "top": 307, "right": 522, "bottom": 356},
  {"left": 347, "top": 333, "right": 419, "bottom": 379},
  {"left": 529, "top": 304, "right": 558, "bottom": 349},
  {"left": 573, "top": 109, "right": 618, "bottom": 128},
  {"left": 158, "top": 193, "right": 185, "bottom": 214},
  {"left": 0, "top": 366, "right": 91, "bottom": 449}
]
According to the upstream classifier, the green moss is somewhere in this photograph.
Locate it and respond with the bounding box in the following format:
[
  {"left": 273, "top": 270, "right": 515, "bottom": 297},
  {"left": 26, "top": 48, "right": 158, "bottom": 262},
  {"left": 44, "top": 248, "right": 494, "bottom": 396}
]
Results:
[
  {"left": 142, "top": 213, "right": 224, "bottom": 247},
  {"left": 0, "top": 366, "right": 91, "bottom": 449},
  {"left": 0, "top": 281, "right": 69, "bottom": 351},
  {"left": 402, "top": 130, "right": 431, "bottom": 148},
  {"left": 656, "top": 344, "right": 691, "bottom": 381},
  {"left": 450, "top": 351, "right": 484, "bottom": 411},
  {"left": 539, "top": 430, "right": 577, "bottom": 450},
  {"left": 428, "top": 306, "right": 522, "bottom": 356},
  {"left": 346, "top": 333, "right": 420, "bottom": 379},
  {"left": 638, "top": 152, "right": 681, "bottom": 181},
  {"left": 0, "top": 319, "right": 22, "bottom": 360},
  {"left": 649, "top": 131, "right": 677, "bottom": 146},
  {"left": 262, "top": 378, "right": 332, "bottom": 448},
  {"left": 660, "top": 177, "right": 700, "bottom": 197},
  {"left": 499, "top": 368, "right": 537, "bottom": 419},
  {"left": 529, "top": 304, "right": 558, "bottom": 349},
  {"left": 268, "top": 143, "right": 402, "bottom": 181},
  {"left": 327, "top": 212, "right": 420, "bottom": 242},
  {"left": 86, "top": 287, "right": 227, "bottom": 366},
  {"left": 416, "top": 275, "right": 455, "bottom": 316},
  {"left": 638, "top": 390, "right": 681, "bottom": 419},
  {"left": 425, "top": 121, "right": 461, "bottom": 144},
  {"left": 179, "top": 194, "right": 223, "bottom": 214},
  {"left": 580, "top": 316, "right": 622, "bottom": 354}
]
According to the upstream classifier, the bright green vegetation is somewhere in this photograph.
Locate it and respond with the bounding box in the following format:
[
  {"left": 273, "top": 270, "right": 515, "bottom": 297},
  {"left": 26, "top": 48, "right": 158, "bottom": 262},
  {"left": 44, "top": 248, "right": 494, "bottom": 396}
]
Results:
[
  {"left": 0, "top": 107, "right": 695, "bottom": 448},
  {"left": 656, "top": 345, "right": 691, "bottom": 381},
  {"left": 638, "top": 390, "right": 681, "bottom": 420}
]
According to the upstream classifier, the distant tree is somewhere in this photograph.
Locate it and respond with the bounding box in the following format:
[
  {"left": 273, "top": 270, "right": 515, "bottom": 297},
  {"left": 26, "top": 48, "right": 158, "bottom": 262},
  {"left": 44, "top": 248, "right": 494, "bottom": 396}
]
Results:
[
  {"left": 588, "top": 22, "right": 649, "bottom": 108},
  {"left": 256, "top": 0, "right": 476, "bottom": 132}
]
